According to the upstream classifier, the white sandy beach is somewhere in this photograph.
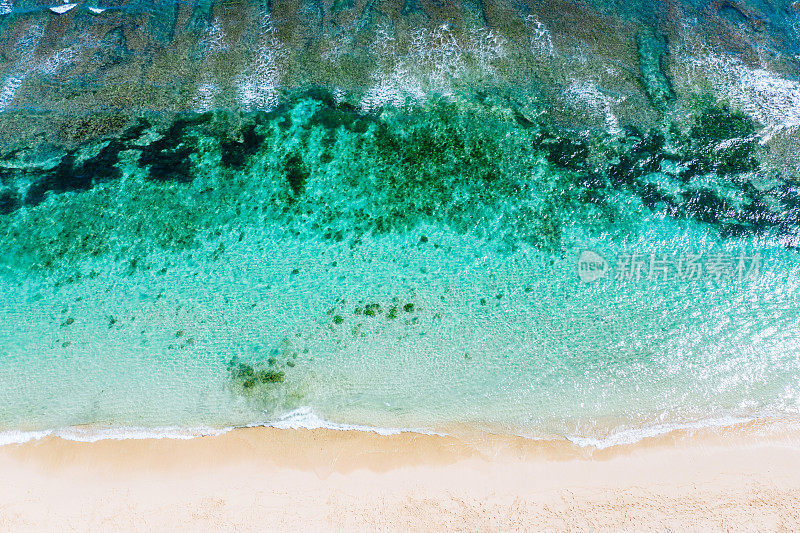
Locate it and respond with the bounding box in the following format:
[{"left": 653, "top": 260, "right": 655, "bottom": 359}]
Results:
[{"left": 1, "top": 422, "right": 800, "bottom": 531}]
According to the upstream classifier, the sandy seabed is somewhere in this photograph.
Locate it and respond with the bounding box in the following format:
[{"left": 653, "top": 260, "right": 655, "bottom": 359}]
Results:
[{"left": 1, "top": 421, "right": 800, "bottom": 532}]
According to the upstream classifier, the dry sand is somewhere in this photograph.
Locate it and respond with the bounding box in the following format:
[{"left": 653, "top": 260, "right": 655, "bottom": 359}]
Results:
[{"left": 1, "top": 422, "right": 800, "bottom": 531}]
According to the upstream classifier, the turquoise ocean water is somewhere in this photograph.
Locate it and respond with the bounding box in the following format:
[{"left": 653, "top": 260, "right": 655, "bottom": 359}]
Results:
[{"left": 0, "top": 0, "right": 799, "bottom": 447}]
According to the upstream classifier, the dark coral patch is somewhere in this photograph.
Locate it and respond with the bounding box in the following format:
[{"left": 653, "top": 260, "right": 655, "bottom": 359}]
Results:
[
  {"left": 220, "top": 123, "right": 264, "bottom": 169},
  {"left": 309, "top": 101, "right": 374, "bottom": 134},
  {"left": 284, "top": 153, "right": 308, "bottom": 197},
  {"left": 139, "top": 114, "right": 212, "bottom": 182},
  {"left": 82, "top": 140, "right": 124, "bottom": 185},
  {"left": 25, "top": 153, "right": 91, "bottom": 205},
  {"left": 688, "top": 106, "right": 758, "bottom": 176},
  {"left": 24, "top": 141, "right": 124, "bottom": 207},
  {"left": 0, "top": 188, "right": 18, "bottom": 215},
  {"left": 608, "top": 132, "right": 665, "bottom": 187},
  {"left": 539, "top": 133, "right": 589, "bottom": 171},
  {"left": 681, "top": 188, "right": 731, "bottom": 224}
]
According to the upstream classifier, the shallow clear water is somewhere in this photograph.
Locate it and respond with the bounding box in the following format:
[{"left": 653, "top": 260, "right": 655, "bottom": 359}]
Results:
[{"left": 1, "top": 1, "right": 799, "bottom": 447}]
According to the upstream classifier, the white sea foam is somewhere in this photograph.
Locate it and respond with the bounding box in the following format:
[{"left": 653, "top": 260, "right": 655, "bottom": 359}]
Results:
[
  {"left": 49, "top": 3, "right": 76, "bottom": 14},
  {"left": 53, "top": 426, "right": 231, "bottom": 442},
  {"left": 0, "top": 22, "right": 61, "bottom": 111},
  {"left": 565, "top": 416, "right": 752, "bottom": 449},
  {"left": 359, "top": 25, "right": 507, "bottom": 112},
  {"left": 671, "top": 23, "right": 800, "bottom": 138},
  {"left": 0, "top": 75, "right": 24, "bottom": 111},
  {"left": 194, "top": 82, "right": 220, "bottom": 112},
  {"left": 0, "top": 426, "right": 229, "bottom": 446},
  {"left": 0, "top": 408, "right": 442, "bottom": 447},
  {"left": 4, "top": 410, "right": 792, "bottom": 450},
  {"left": 0, "top": 429, "right": 51, "bottom": 446},
  {"left": 525, "top": 16, "right": 554, "bottom": 57},
  {"left": 35, "top": 47, "right": 77, "bottom": 75},
  {"left": 237, "top": 13, "right": 282, "bottom": 110},
  {"left": 563, "top": 81, "right": 623, "bottom": 134},
  {"left": 702, "top": 55, "right": 800, "bottom": 130},
  {"left": 200, "top": 19, "right": 228, "bottom": 53},
  {"left": 262, "top": 407, "right": 444, "bottom": 436}
]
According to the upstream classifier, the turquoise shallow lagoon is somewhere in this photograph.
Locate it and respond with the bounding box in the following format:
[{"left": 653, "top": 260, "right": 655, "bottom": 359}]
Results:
[{"left": 1, "top": 0, "right": 800, "bottom": 447}]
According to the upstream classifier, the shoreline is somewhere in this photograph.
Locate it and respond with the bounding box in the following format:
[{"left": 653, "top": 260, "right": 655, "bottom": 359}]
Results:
[
  {"left": 2, "top": 421, "right": 800, "bottom": 530},
  {"left": 3, "top": 409, "right": 800, "bottom": 449}
]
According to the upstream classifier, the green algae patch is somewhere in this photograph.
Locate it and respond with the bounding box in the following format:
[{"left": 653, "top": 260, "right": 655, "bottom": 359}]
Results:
[
  {"left": 228, "top": 351, "right": 291, "bottom": 395},
  {"left": 327, "top": 296, "right": 421, "bottom": 330}
]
